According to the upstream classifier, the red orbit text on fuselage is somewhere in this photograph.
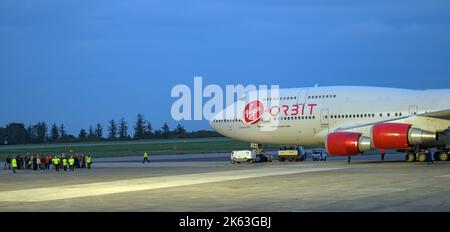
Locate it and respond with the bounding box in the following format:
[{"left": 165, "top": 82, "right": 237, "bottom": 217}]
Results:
[{"left": 268, "top": 103, "right": 317, "bottom": 117}]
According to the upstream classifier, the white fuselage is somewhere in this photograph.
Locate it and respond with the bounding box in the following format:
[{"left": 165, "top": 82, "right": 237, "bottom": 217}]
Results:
[{"left": 210, "top": 86, "right": 450, "bottom": 148}]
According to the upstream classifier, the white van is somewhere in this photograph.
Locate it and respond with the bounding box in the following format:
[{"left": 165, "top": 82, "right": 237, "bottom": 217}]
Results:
[{"left": 231, "top": 150, "right": 257, "bottom": 163}]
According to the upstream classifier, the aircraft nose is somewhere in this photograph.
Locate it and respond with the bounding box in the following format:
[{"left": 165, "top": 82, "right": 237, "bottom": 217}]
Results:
[
  {"left": 209, "top": 119, "right": 216, "bottom": 130},
  {"left": 209, "top": 118, "right": 216, "bottom": 131}
]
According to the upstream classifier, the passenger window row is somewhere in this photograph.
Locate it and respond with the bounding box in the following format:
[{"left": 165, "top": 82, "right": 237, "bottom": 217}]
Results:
[
  {"left": 263, "top": 96, "right": 297, "bottom": 101},
  {"left": 326, "top": 112, "right": 404, "bottom": 119},
  {"left": 273, "top": 116, "right": 315, "bottom": 121},
  {"left": 263, "top": 94, "right": 337, "bottom": 101},
  {"left": 213, "top": 119, "right": 243, "bottom": 123},
  {"left": 213, "top": 115, "right": 317, "bottom": 123},
  {"left": 213, "top": 112, "right": 405, "bottom": 123},
  {"left": 308, "top": 95, "right": 336, "bottom": 99}
]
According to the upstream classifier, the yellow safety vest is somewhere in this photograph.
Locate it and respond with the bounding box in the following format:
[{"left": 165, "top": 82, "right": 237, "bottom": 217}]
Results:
[
  {"left": 63, "top": 159, "right": 67, "bottom": 166},
  {"left": 87, "top": 157, "right": 92, "bottom": 163},
  {"left": 53, "top": 158, "right": 59, "bottom": 165},
  {"left": 144, "top": 152, "right": 148, "bottom": 158},
  {"left": 12, "top": 159, "right": 17, "bottom": 168},
  {"left": 69, "top": 158, "right": 74, "bottom": 165}
]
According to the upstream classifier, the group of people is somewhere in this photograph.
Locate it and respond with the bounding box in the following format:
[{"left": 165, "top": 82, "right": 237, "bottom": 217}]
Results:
[{"left": 3, "top": 153, "right": 93, "bottom": 174}]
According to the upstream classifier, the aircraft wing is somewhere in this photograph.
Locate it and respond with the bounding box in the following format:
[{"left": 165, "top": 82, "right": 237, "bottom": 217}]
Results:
[
  {"left": 418, "top": 109, "right": 450, "bottom": 120},
  {"left": 332, "top": 109, "right": 450, "bottom": 133},
  {"left": 328, "top": 109, "right": 450, "bottom": 138}
]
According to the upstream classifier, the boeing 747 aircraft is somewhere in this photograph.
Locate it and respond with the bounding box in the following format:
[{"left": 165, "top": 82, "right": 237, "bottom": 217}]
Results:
[{"left": 210, "top": 86, "right": 450, "bottom": 162}]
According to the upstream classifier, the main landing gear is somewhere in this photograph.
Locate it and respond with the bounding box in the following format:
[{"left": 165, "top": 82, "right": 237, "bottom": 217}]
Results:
[
  {"left": 434, "top": 150, "right": 449, "bottom": 161},
  {"left": 405, "top": 150, "right": 450, "bottom": 162}
]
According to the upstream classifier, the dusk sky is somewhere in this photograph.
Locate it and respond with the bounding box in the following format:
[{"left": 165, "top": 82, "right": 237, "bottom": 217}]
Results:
[{"left": 1, "top": 0, "right": 450, "bottom": 134}]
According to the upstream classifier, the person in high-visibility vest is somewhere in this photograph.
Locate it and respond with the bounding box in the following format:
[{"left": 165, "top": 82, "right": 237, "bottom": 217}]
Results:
[
  {"left": 87, "top": 155, "right": 93, "bottom": 169},
  {"left": 68, "top": 157, "right": 75, "bottom": 172},
  {"left": 12, "top": 157, "right": 18, "bottom": 174},
  {"left": 143, "top": 152, "right": 150, "bottom": 163},
  {"left": 62, "top": 157, "right": 68, "bottom": 172},
  {"left": 53, "top": 157, "right": 60, "bottom": 172}
]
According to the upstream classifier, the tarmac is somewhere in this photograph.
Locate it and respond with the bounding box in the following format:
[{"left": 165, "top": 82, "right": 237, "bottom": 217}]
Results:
[{"left": 0, "top": 152, "right": 449, "bottom": 212}]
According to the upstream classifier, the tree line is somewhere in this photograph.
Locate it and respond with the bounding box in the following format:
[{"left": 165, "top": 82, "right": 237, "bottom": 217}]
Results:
[{"left": 0, "top": 114, "right": 220, "bottom": 145}]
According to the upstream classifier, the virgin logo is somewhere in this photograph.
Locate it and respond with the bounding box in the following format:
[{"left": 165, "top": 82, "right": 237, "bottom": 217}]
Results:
[{"left": 243, "top": 100, "right": 265, "bottom": 125}]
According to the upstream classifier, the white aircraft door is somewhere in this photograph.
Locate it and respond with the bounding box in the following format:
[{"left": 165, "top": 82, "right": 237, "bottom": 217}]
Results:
[
  {"left": 409, "top": 105, "right": 418, "bottom": 116},
  {"left": 297, "top": 88, "right": 309, "bottom": 105},
  {"left": 320, "top": 109, "right": 329, "bottom": 126},
  {"left": 295, "top": 89, "right": 309, "bottom": 143}
]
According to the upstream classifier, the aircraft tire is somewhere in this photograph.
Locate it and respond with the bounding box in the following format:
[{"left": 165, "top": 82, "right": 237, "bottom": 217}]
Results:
[
  {"left": 438, "top": 152, "right": 449, "bottom": 161},
  {"left": 417, "top": 152, "right": 428, "bottom": 162},
  {"left": 406, "top": 153, "right": 416, "bottom": 162}
]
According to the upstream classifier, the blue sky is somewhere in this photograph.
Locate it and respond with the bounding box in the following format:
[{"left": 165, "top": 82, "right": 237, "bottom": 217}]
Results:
[{"left": 1, "top": 0, "right": 450, "bottom": 134}]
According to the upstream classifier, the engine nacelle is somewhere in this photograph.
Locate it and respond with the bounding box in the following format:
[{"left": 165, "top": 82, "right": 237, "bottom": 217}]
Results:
[
  {"left": 371, "top": 123, "right": 437, "bottom": 149},
  {"left": 326, "top": 132, "right": 372, "bottom": 156}
]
